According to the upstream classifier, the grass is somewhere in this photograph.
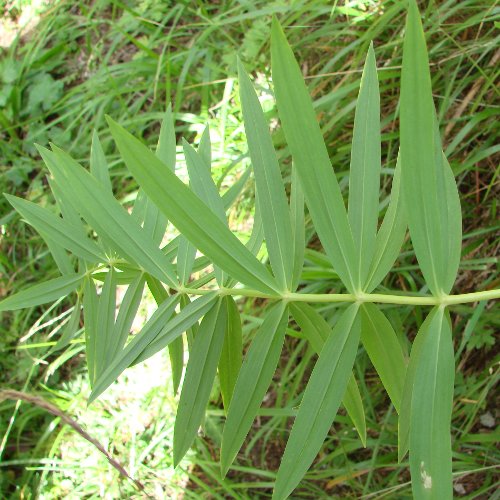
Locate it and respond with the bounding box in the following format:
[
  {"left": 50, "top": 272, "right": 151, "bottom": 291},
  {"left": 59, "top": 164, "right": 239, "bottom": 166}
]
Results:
[{"left": 0, "top": 0, "right": 498, "bottom": 497}]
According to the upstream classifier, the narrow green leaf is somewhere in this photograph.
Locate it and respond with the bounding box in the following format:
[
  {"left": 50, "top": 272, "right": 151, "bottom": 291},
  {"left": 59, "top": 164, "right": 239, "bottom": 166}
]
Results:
[
  {"left": 238, "top": 59, "right": 294, "bottom": 291},
  {"left": 111, "top": 273, "right": 145, "bottom": 357},
  {"left": 410, "top": 307, "right": 454, "bottom": 499},
  {"left": 107, "top": 117, "right": 280, "bottom": 295},
  {"left": 38, "top": 145, "right": 178, "bottom": 289},
  {"left": 274, "top": 304, "right": 361, "bottom": 500},
  {"left": 50, "top": 298, "right": 81, "bottom": 353},
  {"left": 398, "top": 307, "right": 440, "bottom": 461},
  {"left": 271, "top": 19, "right": 357, "bottom": 293},
  {"left": 83, "top": 277, "right": 98, "bottom": 386},
  {"left": 131, "top": 293, "right": 218, "bottom": 366},
  {"left": 5, "top": 195, "right": 106, "bottom": 264},
  {"left": 89, "top": 293, "right": 181, "bottom": 403},
  {"left": 90, "top": 130, "right": 112, "bottom": 192},
  {"left": 221, "top": 302, "right": 289, "bottom": 475},
  {"left": 289, "top": 302, "right": 366, "bottom": 444},
  {"left": 45, "top": 237, "right": 73, "bottom": 275},
  {"left": 221, "top": 167, "right": 251, "bottom": 210},
  {"left": 218, "top": 296, "right": 243, "bottom": 410},
  {"left": 156, "top": 103, "right": 177, "bottom": 171},
  {"left": 360, "top": 303, "right": 407, "bottom": 412},
  {"left": 290, "top": 165, "right": 305, "bottom": 292},
  {"left": 95, "top": 269, "right": 117, "bottom": 377},
  {"left": 183, "top": 139, "right": 227, "bottom": 284},
  {"left": 348, "top": 42, "right": 381, "bottom": 288},
  {"left": 146, "top": 275, "right": 184, "bottom": 394},
  {"left": 400, "top": 0, "right": 462, "bottom": 296},
  {"left": 174, "top": 298, "right": 227, "bottom": 466},
  {"left": 0, "top": 273, "right": 84, "bottom": 312},
  {"left": 198, "top": 125, "right": 211, "bottom": 167},
  {"left": 343, "top": 374, "right": 367, "bottom": 447},
  {"left": 364, "top": 157, "right": 406, "bottom": 292},
  {"left": 176, "top": 237, "right": 197, "bottom": 285}
]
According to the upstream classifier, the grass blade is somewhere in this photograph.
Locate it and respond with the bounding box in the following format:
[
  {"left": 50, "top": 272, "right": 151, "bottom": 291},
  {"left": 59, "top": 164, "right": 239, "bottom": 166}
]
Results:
[
  {"left": 5, "top": 195, "right": 106, "bottom": 264},
  {"left": 221, "top": 302, "right": 289, "bottom": 476},
  {"left": 218, "top": 296, "right": 243, "bottom": 410},
  {"left": 38, "top": 145, "right": 178, "bottom": 289},
  {"left": 400, "top": 0, "right": 462, "bottom": 296},
  {"left": 273, "top": 304, "right": 361, "bottom": 500},
  {"left": 271, "top": 19, "right": 357, "bottom": 293},
  {"left": 410, "top": 307, "right": 454, "bottom": 499},
  {"left": 174, "top": 298, "right": 227, "bottom": 466},
  {"left": 107, "top": 117, "right": 280, "bottom": 295},
  {"left": 348, "top": 42, "right": 381, "bottom": 288},
  {"left": 238, "top": 59, "right": 294, "bottom": 291},
  {"left": 0, "top": 273, "right": 84, "bottom": 312},
  {"left": 360, "top": 303, "right": 407, "bottom": 412},
  {"left": 364, "top": 157, "right": 406, "bottom": 292},
  {"left": 289, "top": 302, "right": 366, "bottom": 444}
]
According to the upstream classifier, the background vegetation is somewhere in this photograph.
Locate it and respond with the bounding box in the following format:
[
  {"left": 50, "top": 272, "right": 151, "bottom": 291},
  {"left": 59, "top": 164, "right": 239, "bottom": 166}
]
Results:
[{"left": 0, "top": 0, "right": 498, "bottom": 498}]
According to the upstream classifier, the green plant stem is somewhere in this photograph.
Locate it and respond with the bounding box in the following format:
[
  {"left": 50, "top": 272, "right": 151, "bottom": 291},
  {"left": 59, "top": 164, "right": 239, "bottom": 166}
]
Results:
[{"left": 179, "top": 286, "right": 500, "bottom": 306}]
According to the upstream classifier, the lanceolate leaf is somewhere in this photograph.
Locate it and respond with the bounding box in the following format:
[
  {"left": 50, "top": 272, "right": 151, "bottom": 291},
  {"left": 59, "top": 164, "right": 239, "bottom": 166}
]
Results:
[
  {"left": 289, "top": 302, "right": 366, "bottom": 444},
  {"left": 290, "top": 165, "right": 305, "bottom": 292},
  {"left": 398, "top": 307, "right": 440, "bottom": 461},
  {"left": 348, "top": 42, "right": 381, "bottom": 288},
  {"left": 360, "top": 303, "right": 406, "bottom": 412},
  {"left": 111, "top": 273, "right": 145, "bottom": 358},
  {"left": 0, "top": 273, "right": 84, "bottom": 312},
  {"left": 410, "top": 307, "right": 454, "bottom": 499},
  {"left": 90, "top": 131, "right": 112, "bottom": 192},
  {"left": 107, "top": 117, "right": 280, "bottom": 295},
  {"left": 221, "top": 302, "right": 289, "bottom": 475},
  {"left": 274, "top": 304, "right": 361, "bottom": 500},
  {"left": 83, "top": 277, "right": 98, "bottom": 386},
  {"left": 50, "top": 298, "right": 82, "bottom": 353},
  {"left": 218, "top": 296, "right": 243, "bottom": 410},
  {"left": 146, "top": 275, "right": 184, "bottom": 395},
  {"left": 400, "top": 0, "right": 462, "bottom": 296},
  {"left": 271, "top": 19, "right": 358, "bottom": 293},
  {"left": 5, "top": 195, "right": 106, "bottom": 264},
  {"left": 364, "top": 157, "right": 406, "bottom": 292},
  {"left": 38, "top": 146, "right": 178, "bottom": 289},
  {"left": 174, "top": 298, "right": 227, "bottom": 466},
  {"left": 238, "top": 59, "right": 294, "bottom": 291}
]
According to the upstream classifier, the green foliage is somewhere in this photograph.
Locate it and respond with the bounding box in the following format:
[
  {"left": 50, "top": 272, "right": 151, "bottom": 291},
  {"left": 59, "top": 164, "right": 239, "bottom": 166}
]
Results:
[{"left": 1, "top": 1, "right": 499, "bottom": 498}]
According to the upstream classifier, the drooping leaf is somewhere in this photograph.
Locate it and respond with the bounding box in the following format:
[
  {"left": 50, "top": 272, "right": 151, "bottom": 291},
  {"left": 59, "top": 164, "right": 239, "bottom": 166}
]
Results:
[
  {"left": 398, "top": 307, "right": 440, "bottom": 461},
  {"left": 348, "top": 42, "right": 381, "bottom": 288},
  {"left": 400, "top": 0, "right": 462, "bottom": 296},
  {"left": 174, "top": 298, "right": 227, "bottom": 466},
  {"left": 274, "top": 304, "right": 361, "bottom": 500},
  {"left": 364, "top": 157, "right": 406, "bottom": 292},
  {"left": 107, "top": 117, "right": 280, "bottom": 295},
  {"left": 410, "top": 307, "right": 454, "bottom": 499},
  {"left": 221, "top": 302, "right": 289, "bottom": 475},
  {"left": 218, "top": 296, "right": 243, "bottom": 410},
  {"left": 289, "top": 302, "right": 366, "bottom": 444},
  {"left": 0, "top": 273, "right": 84, "bottom": 312},
  {"left": 360, "top": 303, "right": 407, "bottom": 412},
  {"left": 5, "top": 194, "right": 106, "bottom": 264},
  {"left": 238, "top": 59, "right": 294, "bottom": 291},
  {"left": 38, "top": 145, "right": 178, "bottom": 289},
  {"left": 271, "top": 19, "right": 358, "bottom": 293}
]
